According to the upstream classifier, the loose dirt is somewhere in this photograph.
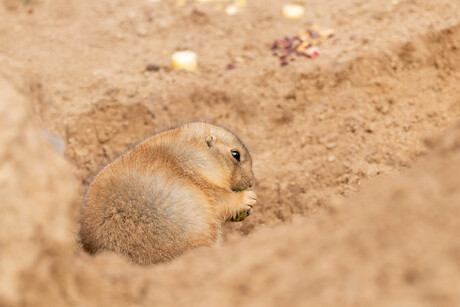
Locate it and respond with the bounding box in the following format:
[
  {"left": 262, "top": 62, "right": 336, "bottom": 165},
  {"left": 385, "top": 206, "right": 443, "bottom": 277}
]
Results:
[{"left": 1, "top": 0, "right": 460, "bottom": 305}]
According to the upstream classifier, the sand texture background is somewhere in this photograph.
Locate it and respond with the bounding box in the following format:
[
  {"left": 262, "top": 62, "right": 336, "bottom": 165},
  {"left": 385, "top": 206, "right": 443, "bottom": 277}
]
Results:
[{"left": 1, "top": 0, "right": 460, "bottom": 305}]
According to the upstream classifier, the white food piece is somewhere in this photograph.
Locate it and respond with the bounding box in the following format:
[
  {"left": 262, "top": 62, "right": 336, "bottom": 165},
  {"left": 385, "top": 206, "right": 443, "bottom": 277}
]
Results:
[
  {"left": 282, "top": 4, "right": 305, "bottom": 19},
  {"left": 225, "top": 4, "right": 238, "bottom": 16},
  {"left": 171, "top": 51, "right": 198, "bottom": 71}
]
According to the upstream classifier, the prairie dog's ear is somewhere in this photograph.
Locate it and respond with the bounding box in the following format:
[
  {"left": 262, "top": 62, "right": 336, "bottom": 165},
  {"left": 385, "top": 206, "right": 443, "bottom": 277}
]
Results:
[{"left": 206, "top": 135, "right": 215, "bottom": 147}]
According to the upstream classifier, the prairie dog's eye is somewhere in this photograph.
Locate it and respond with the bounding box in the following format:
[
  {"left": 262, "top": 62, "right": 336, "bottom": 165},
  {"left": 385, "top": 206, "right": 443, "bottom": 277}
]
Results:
[{"left": 231, "top": 150, "right": 240, "bottom": 162}]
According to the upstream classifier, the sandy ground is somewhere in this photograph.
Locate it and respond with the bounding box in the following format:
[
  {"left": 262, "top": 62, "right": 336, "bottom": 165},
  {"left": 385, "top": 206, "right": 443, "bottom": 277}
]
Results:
[{"left": 1, "top": 0, "right": 460, "bottom": 305}]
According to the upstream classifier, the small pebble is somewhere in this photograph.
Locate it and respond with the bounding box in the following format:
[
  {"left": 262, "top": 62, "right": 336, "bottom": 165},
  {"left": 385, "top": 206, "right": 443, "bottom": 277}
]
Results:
[
  {"left": 146, "top": 64, "right": 161, "bottom": 72},
  {"left": 42, "top": 130, "right": 65, "bottom": 154}
]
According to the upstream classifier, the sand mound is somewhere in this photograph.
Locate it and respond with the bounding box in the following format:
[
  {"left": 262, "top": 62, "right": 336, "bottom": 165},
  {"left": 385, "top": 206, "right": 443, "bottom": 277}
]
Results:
[
  {"left": 0, "top": 58, "right": 77, "bottom": 305},
  {"left": 2, "top": 66, "right": 460, "bottom": 305},
  {"left": 125, "top": 122, "right": 460, "bottom": 307}
]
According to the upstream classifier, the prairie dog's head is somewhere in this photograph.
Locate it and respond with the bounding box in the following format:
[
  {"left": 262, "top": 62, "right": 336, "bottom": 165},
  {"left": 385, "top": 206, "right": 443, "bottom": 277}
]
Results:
[{"left": 183, "top": 123, "right": 255, "bottom": 191}]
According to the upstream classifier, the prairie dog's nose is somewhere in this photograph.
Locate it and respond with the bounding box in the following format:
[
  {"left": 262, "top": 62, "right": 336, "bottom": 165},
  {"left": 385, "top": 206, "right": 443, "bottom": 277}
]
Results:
[{"left": 248, "top": 176, "right": 256, "bottom": 188}]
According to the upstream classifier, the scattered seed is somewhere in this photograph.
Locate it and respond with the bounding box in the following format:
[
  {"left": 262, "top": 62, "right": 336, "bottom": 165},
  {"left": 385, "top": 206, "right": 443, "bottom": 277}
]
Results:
[
  {"left": 226, "top": 63, "right": 236, "bottom": 70},
  {"left": 271, "top": 25, "right": 334, "bottom": 66}
]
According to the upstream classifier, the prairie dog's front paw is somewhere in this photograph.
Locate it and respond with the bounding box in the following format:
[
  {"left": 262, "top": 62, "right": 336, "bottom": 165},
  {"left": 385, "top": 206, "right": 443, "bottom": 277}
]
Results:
[
  {"left": 242, "top": 190, "right": 257, "bottom": 209},
  {"left": 231, "top": 191, "right": 257, "bottom": 222}
]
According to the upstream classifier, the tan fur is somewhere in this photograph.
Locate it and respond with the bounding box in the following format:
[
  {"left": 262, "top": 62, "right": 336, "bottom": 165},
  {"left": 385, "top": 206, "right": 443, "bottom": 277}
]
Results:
[{"left": 79, "top": 122, "right": 256, "bottom": 265}]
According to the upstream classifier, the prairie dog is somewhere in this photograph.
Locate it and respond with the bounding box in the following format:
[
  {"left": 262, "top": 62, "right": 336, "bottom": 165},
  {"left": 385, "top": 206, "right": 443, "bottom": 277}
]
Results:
[{"left": 80, "top": 122, "right": 257, "bottom": 265}]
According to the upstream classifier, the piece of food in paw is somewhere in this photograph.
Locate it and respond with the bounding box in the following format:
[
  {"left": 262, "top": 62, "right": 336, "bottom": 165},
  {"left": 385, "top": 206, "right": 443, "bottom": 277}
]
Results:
[
  {"left": 235, "top": 211, "right": 247, "bottom": 222},
  {"left": 234, "top": 208, "right": 253, "bottom": 222}
]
